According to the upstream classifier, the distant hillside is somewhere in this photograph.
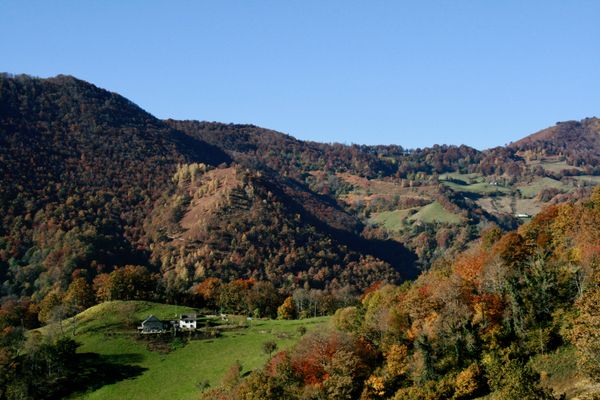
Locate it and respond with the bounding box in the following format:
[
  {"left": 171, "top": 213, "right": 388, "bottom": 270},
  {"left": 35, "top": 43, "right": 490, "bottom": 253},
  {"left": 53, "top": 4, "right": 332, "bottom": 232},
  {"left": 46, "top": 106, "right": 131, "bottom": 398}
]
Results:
[
  {"left": 0, "top": 74, "right": 412, "bottom": 301},
  {"left": 1, "top": 73, "right": 599, "bottom": 304},
  {"left": 511, "top": 117, "right": 600, "bottom": 169},
  {"left": 0, "top": 74, "right": 234, "bottom": 297}
]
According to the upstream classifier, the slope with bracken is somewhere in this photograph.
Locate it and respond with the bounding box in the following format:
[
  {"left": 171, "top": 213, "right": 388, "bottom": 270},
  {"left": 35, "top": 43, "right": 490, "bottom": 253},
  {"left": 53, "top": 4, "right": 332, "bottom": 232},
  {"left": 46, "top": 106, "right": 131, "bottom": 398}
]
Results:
[{"left": 144, "top": 161, "right": 414, "bottom": 292}]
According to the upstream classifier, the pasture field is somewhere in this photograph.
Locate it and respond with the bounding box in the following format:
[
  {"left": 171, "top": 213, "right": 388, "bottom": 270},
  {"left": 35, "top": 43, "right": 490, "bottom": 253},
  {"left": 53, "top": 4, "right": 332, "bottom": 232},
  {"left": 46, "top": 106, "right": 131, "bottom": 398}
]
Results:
[
  {"left": 370, "top": 208, "right": 415, "bottom": 231},
  {"left": 439, "top": 178, "right": 511, "bottom": 195},
  {"left": 408, "top": 201, "right": 463, "bottom": 224},
  {"left": 370, "top": 200, "right": 463, "bottom": 231},
  {"left": 516, "top": 177, "right": 570, "bottom": 198},
  {"left": 34, "top": 301, "right": 329, "bottom": 400}
]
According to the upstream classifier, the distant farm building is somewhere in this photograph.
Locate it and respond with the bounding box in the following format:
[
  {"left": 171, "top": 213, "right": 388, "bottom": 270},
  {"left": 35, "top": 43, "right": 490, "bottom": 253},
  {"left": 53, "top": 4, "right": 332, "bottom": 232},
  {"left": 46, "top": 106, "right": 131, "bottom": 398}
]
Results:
[{"left": 515, "top": 213, "right": 531, "bottom": 218}]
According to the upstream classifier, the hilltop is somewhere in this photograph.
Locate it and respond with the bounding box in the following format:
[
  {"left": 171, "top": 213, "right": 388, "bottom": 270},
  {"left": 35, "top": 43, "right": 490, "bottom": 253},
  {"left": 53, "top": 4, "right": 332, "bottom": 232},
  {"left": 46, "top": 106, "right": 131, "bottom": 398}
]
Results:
[{"left": 511, "top": 117, "right": 600, "bottom": 168}]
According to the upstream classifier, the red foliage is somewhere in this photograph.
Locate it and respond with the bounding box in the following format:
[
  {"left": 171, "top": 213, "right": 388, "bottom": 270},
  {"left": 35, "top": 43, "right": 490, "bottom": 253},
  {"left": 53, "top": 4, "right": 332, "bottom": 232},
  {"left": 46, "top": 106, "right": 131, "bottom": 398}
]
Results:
[
  {"left": 361, "top": 281, "right": 384, "bottom": 300},
  {"left": 266, "top": 351, "right": 290, "bottom": 377},
  {"left": 418, "top": 284, "right": 431, "bottom": 298},
  {"left": 472, "top": 293, "right": 504, "bottom": 332},
  {"left": 193, "top": 277, "right": 222, "bottom": 301},
  {"left": 291, "top": 331, "right": 352, "bottom": 385},
  {"left": 493, "top": 232, "right": 532, "bottom": 268},
  {"left": 453, "top": 249, "right": 488, "bottom": 286}
]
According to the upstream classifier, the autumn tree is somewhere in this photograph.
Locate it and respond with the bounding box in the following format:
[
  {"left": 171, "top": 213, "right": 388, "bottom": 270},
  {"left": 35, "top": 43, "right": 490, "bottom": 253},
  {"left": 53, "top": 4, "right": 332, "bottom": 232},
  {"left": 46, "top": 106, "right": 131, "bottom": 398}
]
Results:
[
  {"left": 570, "top": 284, "right": 600, "bottom": 380},
  {"left": 193, "top": 277, "right": 222, "bottom": 309},
  {"left": 93, "top": 265, "right": 157, "bottom": 302},
  {"left": 453, "top": 363, "right": 485, "bottom": 399},
  {"left": 63, "top": 277, "right": 95, "bottom": 312},
  {"left": 277, "top": 296, "right": 296, "bottom": 320},
  {"left": 38, "top": 290, "right": 65, "bottom": 325}
]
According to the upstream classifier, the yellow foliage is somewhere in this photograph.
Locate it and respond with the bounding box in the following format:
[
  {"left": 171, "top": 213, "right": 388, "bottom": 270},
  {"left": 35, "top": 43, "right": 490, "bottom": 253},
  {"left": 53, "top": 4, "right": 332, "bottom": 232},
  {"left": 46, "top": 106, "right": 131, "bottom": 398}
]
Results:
[
  {"left": 366, "top": 375, "right": 385, "bottom": 397},
  {"left": 453, "top": 363, "right": 482, "bottom": 399},
  {"left": 386, "top": 344, "right": 409, "bottom": 377}
]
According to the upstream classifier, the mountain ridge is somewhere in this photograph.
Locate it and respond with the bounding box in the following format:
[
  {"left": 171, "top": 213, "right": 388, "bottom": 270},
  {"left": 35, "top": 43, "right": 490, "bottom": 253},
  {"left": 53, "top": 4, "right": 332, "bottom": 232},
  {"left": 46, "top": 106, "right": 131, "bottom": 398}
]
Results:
[{"left": 1, "top": 73, "right": 598, "bottom": 302}]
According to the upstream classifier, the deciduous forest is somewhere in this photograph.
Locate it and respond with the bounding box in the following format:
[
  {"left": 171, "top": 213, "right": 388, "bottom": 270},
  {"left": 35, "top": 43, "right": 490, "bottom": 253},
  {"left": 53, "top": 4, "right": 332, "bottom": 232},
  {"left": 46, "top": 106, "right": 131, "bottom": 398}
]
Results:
[{"left": 1, "top": 74, "right": 599, "bottom": 399}]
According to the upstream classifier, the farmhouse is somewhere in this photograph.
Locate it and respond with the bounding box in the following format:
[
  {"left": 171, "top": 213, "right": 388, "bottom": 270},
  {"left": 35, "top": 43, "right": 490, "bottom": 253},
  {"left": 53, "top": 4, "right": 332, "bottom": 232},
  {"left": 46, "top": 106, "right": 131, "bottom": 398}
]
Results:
[
  {"left": 138, "top": 315, "right": 167, "bottom": 334},
  {"left": 179, "top": 314, "right": 197, "bottom": 330}
]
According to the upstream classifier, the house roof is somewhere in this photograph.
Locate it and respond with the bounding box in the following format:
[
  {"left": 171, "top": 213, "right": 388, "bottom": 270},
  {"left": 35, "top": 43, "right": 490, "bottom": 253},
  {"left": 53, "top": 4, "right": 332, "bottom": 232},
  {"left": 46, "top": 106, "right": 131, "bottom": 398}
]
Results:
[{"left": 142, "top": 315, "right": 161, "bottom": 324}]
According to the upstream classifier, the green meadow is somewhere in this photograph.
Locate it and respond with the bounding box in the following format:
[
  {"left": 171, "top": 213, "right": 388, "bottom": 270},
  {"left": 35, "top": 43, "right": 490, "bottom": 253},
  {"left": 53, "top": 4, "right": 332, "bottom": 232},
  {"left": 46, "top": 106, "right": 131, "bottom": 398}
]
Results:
[
  {"left": 516, "top": 177, "right": 570, "bottom": 198},
  {"left": 408, "top": 201, "right": 463, "bottom": 224},
  {"left": 371, "top": 200, "right": 463, "bottom": 233},
  {"left": 34, "top": 301, "right": 329, "bottom": 400},
  {"left": 370, "top": 208, "right": 415, "bottom": 231}
]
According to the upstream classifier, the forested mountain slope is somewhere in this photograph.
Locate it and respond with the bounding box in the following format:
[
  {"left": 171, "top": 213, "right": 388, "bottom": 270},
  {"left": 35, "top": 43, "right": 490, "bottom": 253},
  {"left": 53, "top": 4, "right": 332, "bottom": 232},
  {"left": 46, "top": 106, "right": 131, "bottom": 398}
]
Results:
[
  {"left": 1, "top": 73, "right": 598, "bottom": 302},
  {"left": 511, "top": 117, "right": 600, "bottom": 169},
  {"left": 0, "top": 74, "right": 232, "bottom": 297},
  {"left": 0, "top": 74, "right": 411, "bottom": 301}
]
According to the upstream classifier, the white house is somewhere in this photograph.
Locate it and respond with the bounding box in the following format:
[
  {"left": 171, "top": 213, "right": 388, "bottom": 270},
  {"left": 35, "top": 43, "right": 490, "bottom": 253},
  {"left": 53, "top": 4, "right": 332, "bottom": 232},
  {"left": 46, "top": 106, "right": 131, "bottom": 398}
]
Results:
[{"left": 179, "top": 314, "right": 197, "bottom": 330}]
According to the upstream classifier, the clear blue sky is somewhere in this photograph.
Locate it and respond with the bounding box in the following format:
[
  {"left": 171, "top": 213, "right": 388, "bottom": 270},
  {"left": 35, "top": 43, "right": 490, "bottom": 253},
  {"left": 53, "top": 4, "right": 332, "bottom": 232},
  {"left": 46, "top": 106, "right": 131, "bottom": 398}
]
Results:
[{"left": 1, "top": 1, "right": 599, "bottom": 149}]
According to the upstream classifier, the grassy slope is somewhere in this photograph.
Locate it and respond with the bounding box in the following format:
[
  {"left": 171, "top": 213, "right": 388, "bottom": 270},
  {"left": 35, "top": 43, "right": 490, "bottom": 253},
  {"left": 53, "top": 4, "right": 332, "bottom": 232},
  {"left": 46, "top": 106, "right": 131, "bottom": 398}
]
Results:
[
  {"left": 370, "top": 209, "right": 415, "bottom": 231},
  {"left": 370, "top": 200, "right": 462, "bottom": 232},
  {"left": 517, "top": 177, "right": 570, "bottom": 198},
  {"left": 438, "top": 173, "right": 510, "bottom": 195},
  {"left": 441, "top": 180, "right": 510, "bottom": 195},
  {"left": 440, "top": 172, "right": 483, "bottom": 181},
  {"left": 537, "top": 159, "right": 582, "bottom": 173},
  {"left": 476, "top": 195, "right": 541, "bottom": 216},
  {"left": 35, "top": 301, "right": 328, "bottom": 400},
  {"left": 574, "top": 175, "right": 600, "bottom": 185},
  {"left": 408, "top": 201, "right": 463, "bottom": 224}
]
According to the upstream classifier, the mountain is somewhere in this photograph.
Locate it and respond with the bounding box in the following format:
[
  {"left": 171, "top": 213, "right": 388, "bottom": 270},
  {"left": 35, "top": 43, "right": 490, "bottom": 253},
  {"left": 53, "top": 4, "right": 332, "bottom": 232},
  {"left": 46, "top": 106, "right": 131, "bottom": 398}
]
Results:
[
  {"left": 0, "top": 74, "right": 413, "bottom": 301},
  {"left": 0, "top": 74, "right": 232, "bottom": 297},
  {"left": 1, "top": 73, "right": 599, "bottom": 304}
]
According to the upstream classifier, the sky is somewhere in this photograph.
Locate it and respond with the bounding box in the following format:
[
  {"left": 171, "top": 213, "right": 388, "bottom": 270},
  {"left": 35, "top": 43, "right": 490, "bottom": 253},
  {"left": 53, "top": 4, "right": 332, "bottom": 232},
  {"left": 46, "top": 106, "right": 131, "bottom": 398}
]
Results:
[{"left": 1, "top": 1, "right": 599, "bottom": 149}]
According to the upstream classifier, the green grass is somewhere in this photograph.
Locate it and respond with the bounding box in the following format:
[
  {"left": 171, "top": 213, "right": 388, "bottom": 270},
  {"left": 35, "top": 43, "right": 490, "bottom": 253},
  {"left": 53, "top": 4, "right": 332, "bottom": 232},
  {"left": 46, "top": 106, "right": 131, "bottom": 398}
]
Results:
[
  {"left": 573, "top": 175, "right": 600, "bottom": 185},
  {"left": 516, "top": 177, "right": 570, "bottom": 198},
  {"left": 370, "top": 201, "right": 463, "bottom": 230},
  {"left": 34, "top": 301, "right": 329, "bottom": 400},
  {"left": 408, "top": 201, "right": 463, "bottom": 224},
  {"left": 439, "top": 172, "right": 484, "bottom": 182},
  {"left": 439, "top": 179, "right": 510, "bottom": 195},
  {"left": 370, "top": 208, "right": 415, "bottom": 231},
  {"left": 537, "top": 160, "right": 582, "bottom": 173}
]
